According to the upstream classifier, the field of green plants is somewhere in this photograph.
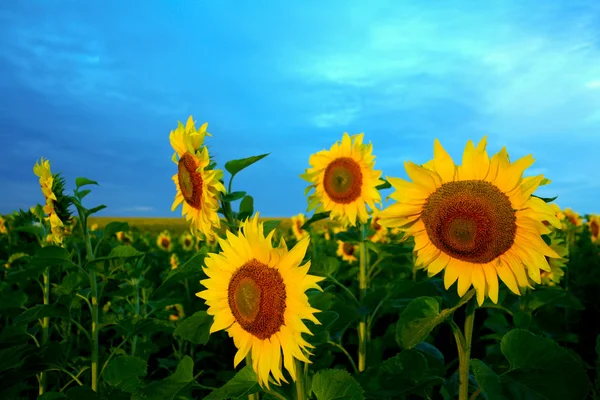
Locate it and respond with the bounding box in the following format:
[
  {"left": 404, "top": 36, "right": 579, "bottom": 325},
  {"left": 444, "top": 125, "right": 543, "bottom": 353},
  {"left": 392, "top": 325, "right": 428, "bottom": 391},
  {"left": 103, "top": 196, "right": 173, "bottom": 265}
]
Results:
[{"left": 1, "top": 121, "right": 599, "bottom": 400}]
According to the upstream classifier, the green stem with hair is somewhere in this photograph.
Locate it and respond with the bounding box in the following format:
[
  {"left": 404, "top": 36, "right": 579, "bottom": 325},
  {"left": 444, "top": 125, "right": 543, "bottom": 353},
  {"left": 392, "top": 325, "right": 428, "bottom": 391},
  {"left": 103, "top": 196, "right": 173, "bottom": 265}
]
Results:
[
  {"left": 295, "top": 359, "right": 306, "bottom": 400},
  {"left": 38, "top": 266, "right": 50, "bottom": 395},
  {"left": 458, "top": 295, "right": 477, "bottom": 400},
  {"left": 357, "top": 222, "right": 369, "bottom": 372},
  {"left": 245, "top": 354, "right": 259, "bottom": 400}
]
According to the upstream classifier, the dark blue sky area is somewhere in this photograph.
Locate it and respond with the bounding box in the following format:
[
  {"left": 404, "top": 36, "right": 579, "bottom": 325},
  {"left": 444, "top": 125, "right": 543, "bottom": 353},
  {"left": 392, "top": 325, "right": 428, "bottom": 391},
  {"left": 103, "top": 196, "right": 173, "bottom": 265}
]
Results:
[{"left": 1, "top": 1, "right": 599, "bottom": 217}]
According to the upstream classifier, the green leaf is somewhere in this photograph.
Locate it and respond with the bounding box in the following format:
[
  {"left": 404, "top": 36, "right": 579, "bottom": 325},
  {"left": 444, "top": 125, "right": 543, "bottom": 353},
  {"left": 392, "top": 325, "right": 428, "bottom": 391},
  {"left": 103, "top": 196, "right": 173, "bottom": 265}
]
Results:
[
  {"left": 13, "top": 304, "right": 68, "bottom": 325},
  {"left": 301, "top": 211, "right": 331, "bottom": 230},
  {"left": 65, "top": 386, "right": 105, "bottom": 400},
  {"left": 12, "top": 225, "right": 44, "bottom": 238},
  {"left": 531, "top": 194, "right": 558, "bottom": 203},
  {"left": 225, "top": 153, "right": 269, "bottom": 178},
  {"left": 30, "top": 246, "right": 75, "bottom": 268},
  {"left": 54, "top": 272, "right": 88, "bottom": 296},
  {"left": 470, "top": 359, "right": 509, "bottom": 400},
  {"left": 359, "top": 350, "right": 444, "bottom": 398},
  {"left": 204, "top": 365, "right": 261, "bottom": 400},
  {"left": 92, "top": 245, "right": 144, "bottom": 264},
  {"left": 104, "top": 355, "right": 147, "bottom": 393},
  {"left": 335, "top": 228, "right": 360, "bottom": 243},
  {"left": 524, "top": 288, "right": 584, "bottom": 312},
  {"left": 311, "top": 256, "right": 340, "bottom": 278},
  {"left": 173, "top": 311, "right": 212, "bottom": 345},
  {"left": 132, "top": 356, "right": 194, "bottom": 400},
  {"left": 396, "top": 296, "right": 444, "bottom": 349},
  {"left": 75, "top": 177, "right": 99, "bottom": 188},
  {"left": 86, "top": 204, "right": 107, "bottom": 217},
  {"left": 311, "top": 369, "right": 365, "bottom": 400},
  {"left": 222, "top": 191, "right": 247, "bottom": 202},
  {"left": 101, "top": 221, "right": 130, "bottom": 240},
  {"left": 263, "top": 220, "right": 281, "bottom": 236},
  {"left": 154, "top": 250, "right": 207, "bottom": 297},
  {"left": 238, "top": 195, "right": 254, "bottom": 221},
  {"left": 77, "top": 189, "right": 91, "bottom": 199},
  {"left": 500, "top": 329, "right": 590, "bottom": 400},
  {"left": 376, "top": 179, "right": 392, "bottom": 190},
  {"left": 305, "top": 311, "right": 339, "bottom": 346}
]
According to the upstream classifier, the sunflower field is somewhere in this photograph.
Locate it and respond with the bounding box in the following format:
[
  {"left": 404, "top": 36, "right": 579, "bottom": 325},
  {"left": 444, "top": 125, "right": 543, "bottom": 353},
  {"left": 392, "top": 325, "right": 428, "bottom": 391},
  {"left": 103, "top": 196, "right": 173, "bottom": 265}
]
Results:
[{"left": 1, "top": 116, "right": 599, "bottom": 400}]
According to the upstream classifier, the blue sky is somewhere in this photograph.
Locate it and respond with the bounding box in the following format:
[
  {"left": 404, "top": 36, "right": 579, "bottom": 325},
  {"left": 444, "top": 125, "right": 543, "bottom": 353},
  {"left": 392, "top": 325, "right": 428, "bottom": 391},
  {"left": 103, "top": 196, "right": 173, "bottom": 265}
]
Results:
[{"left": 1, "top": 0, "right": 599, "bottom": 218}]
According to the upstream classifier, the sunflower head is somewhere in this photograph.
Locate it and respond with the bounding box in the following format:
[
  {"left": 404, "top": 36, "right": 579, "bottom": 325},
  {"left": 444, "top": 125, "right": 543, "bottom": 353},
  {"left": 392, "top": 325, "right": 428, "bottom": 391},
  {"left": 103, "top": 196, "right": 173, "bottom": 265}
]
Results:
[
  {"left": 116, "top": 231, "right": 133, "bottom": 245},
  {"left": 170, "top": 116, "right": 225, "bottom": 240},
  {"left": 563, "top": 208, "right": 582, "bottom": 227},
  {"left": 368, "top": 208, "right": 388, "bottom": 243},
  {"left": 166, "top": 304, "right": 185, "bottom": 321},
  {"left": 179, "top": 232, "right": 195, "bottom": 251},
  {"left": 170, "top": 253, "right": 180, "bottom": 270},
  {"left": 587, "top": 214, "right": 600, "bottom": 243},
  {"left": 379, "top": 137, "right": 562, "bottom": 306},
  {"left": 336, "top": 240, "right": 358, "bottom": 263},
  {"left": 0, "top": 216, "right": 7, "bottom": 234},
  {"left": 301, "top": 133, "right": 384, "bottom": 227},
  {"left": 196, "top": 214, "right": 324, "bottom": 388},
  {"left": 290, "top": 213, "right": 308, "bottom": 241},
  {"left": 156, "top": 231, "right": 172, "bottom": 252}
]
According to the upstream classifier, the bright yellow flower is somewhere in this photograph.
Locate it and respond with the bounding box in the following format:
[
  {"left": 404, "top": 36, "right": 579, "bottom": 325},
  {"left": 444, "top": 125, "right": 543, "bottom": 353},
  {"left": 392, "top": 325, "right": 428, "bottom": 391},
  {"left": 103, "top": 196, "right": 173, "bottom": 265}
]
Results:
[
  {"left": 170, "top": 253, "right": 180, "bottom": 269},
  {"left": 588, "top": 214, "right": 600, "bottom": 243},
  {"left": 157, "top": 231, "right": 172, "bottom": 252},
  {"left": 116, "top": 231, "right": 133, "bottom": 244},
  {"left": 90, "top": 223, "right": 99, "bottom": 232},
  {"left": 170, "top": 116, "right": 226, "bottom": 240},
  {"left": 336, "top": 240, "right": 358, "bottom": 263},
  {"left": 291, "top": 213, "right": 308, "bottom": 241},
  {"left": 0, "top": 216, "right": 7, "bottom": 234},
  {"left": 301, "top": 133, "right": 384, "bottom": 227},
  {"left": 33, "top": 158, "right": 66, "bottom": 244},
  {"left": 563, "top": 208, "right": 582, "bottom": 227},
  {"left": 379, "top": 138, "right": 562, "bottom": 306},
  {"left": 196, "top": 214, "right": 324, "bottom": 388}
]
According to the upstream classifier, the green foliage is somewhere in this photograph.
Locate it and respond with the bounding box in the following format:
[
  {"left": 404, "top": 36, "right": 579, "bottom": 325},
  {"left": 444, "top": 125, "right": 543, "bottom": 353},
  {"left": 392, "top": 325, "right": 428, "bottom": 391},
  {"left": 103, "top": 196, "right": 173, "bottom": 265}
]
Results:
[
  {"left": 204, "top": 366, "right": 261, "bottom": 400},
  {"left": 311, "top": 369, "right": 364, "bottom": 400}
]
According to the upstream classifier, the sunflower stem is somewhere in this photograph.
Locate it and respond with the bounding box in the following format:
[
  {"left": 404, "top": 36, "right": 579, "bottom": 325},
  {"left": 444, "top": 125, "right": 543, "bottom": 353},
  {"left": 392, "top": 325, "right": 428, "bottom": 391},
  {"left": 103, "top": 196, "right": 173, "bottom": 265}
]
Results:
[
  {"left": 459, "top": 295, "right": 477, "bottom": 400},
  {"left": 38, "top": 266, "right": 50, "bottom": 395},
  {"left": 294, "top": 359, "right": 306, "bottom": 400},
  {"left": 245, "top": 354, "right": 259, "bottom": 400},
  {"left": 357, "top": 222, "right": 369, "bottom": 372}
]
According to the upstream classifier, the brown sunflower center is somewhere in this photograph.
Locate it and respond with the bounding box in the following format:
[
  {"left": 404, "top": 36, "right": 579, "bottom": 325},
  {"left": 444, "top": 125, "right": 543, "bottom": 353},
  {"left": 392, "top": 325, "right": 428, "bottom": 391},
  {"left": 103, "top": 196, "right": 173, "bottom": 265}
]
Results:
[
  {"left": 591, "top": 220, "right": 599, "bottom": 238},
  {"left": 178, "top": 152, "right": 203, "bottom": 209},
  {"left": 421, "top": 180, "right": 516, "bottom": 264},
  {"left": 343, "top": 242, "right": 355, "bottom": 256},
  {"left": 228, "top": 259, "right": 286, "bottom": 340},
  {"left": 323, "top": 157, "right": 363, "bottom": 204},
  {"left": 160, "top": 238, "right": 170, "bottom": 248}
]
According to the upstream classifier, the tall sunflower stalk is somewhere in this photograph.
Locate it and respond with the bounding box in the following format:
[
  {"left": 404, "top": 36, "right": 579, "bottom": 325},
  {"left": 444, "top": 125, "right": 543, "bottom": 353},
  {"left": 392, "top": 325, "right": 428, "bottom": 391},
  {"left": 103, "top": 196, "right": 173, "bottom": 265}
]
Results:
[
  {"left": 33, "top": 159, "right": 72, "bottom": 395},
  {"left": 358, "top": 222, "right": 369, "bottom": 372}
]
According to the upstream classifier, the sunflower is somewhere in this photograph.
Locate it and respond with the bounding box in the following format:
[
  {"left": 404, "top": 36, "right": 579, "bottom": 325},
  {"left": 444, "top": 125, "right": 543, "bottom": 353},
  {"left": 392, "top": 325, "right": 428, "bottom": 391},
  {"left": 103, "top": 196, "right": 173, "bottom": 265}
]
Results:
[
  {"left": 170, "top": 253, "right": 180, "bottom": 270},
  {"left": 301, "top": 133, "right": 384, "bottom": 227},
  {"left": 368, "top": 209, "right": 388, "bottom": 243},
  {"left": 0, "top": 216, "right": 7, "bottom": 234},
  {"left": 116, "top": 231, "right": 133, "bottom": 245},
  {"left": 180, "top": 232, "right": 195, "bottom": 252},
  {"left": 337, "top": 240, "right": 358, "bottom": 263},
  {"left": 196, "top": 214, "right": 324, "bottom": 387},
  {"left": 540, "top": 233, "right": 569, "bottom": 286},
  {"left": 156, "top": 231, "right": 172, "bottom": 252},
  {"left": 33, "top": 158, "right": 71, "bottom": 245},
  {"left": 587, "top": 214, "right": 600, "bottom": 243},
  {"left": 166, "top": 304, "right": 185, "bottom": 321},
  {"left": 170, "top": 116, "right": 225, "bottom": 240},
  {"left": 378, "top": 138, "right": 561, "bottom": 306},
  {"left": 563, "top": 208, "right": 582, "bottom": 227},
  {"left": 291, "top": 213, "right": 308, "bottom": 241}
]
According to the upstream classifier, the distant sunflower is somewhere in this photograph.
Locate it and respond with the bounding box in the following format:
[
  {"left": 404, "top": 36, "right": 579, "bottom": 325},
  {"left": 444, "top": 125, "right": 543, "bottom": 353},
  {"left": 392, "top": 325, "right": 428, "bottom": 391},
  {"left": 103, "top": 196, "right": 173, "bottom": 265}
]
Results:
[
  {"left": 33, "top": 158, "right": 71, "bottom": 245},
  {"left": 180, "top": 232, "right": 195, "bottom": 252},
  {"left": 368, "top": 209, "right": 387, "bottom": 243},
  {"left": 588, "top": 215, "right": 600, "bottom": 243},
  {"left": 540, "top": 233, "right": 569, "bottom": 286},
  {"left": 0, "top": 216, "right": 7, "bottom": 234},
  {"left": 170, "top": 116, "right": 225, "bottom": 240},
  {"left": 116, "top": 231, "right": 133, "bottom": 245},
  {"left": 170, "top": 253, "right": 179, "bottom": 270},
  {"left": 337, "top": 240, "right": 358, "bottom": 263},
  {"left": 291, "top": 213, "right": 308, "bottom": 241},
  {"left": 196, "top": 214, "right": 324, "bottom": 387},
  {"left": 301, "top": 133, "right": 384, "bottom": 227},
  {"left": 166, "top": 304, "right": 185, "bottom": 321},
  {"left": 563, "top": 208, "right": 582, "bottom": 227},
  {"left": 379, "top": 138, "right": 562, "bottom": 305},
  {"left": 157, "top": 231, "right": 172, "bottom": 252}
]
